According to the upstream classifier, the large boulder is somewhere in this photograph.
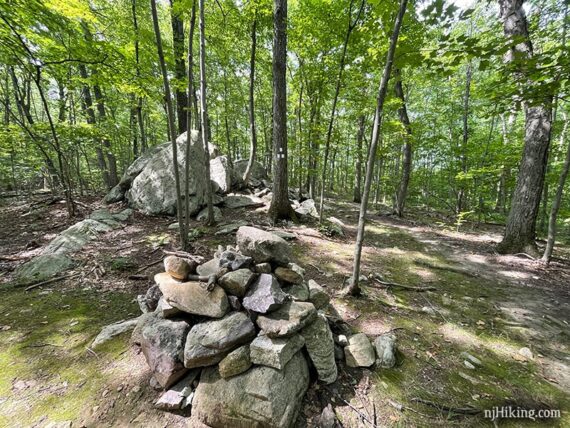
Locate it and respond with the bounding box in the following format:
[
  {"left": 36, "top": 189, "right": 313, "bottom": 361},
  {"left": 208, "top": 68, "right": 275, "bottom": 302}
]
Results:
[
  {"left": 210, "top": 156, "right": 233, "bottom": 193},
  {"left": 236, "top": 226, "right": 291, "bottom": 265},
  {"left": 233, "top": 159, "right": 268, "bottom": 182},
  {"left": 155, "top": 272, "right": 228, "bottom": 318},
  {"left": 184, "top": 312, "right": 256, "bottom": 368},
  {"left": 140, "top": 317, "right": 191, "bottom": 388},
  {"left": 192, "top": 351, "right": 309, "bottom": 428},
  {"left": 108, "top": 131, "right": 231, "bottom": 216}
]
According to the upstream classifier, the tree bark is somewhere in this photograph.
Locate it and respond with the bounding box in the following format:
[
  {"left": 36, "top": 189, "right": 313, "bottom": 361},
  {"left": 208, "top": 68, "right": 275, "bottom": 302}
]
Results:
[
  {"left": 346, "top": 0, "right": 408, "bottom": 296},
  {"left": 150, "top": 0, "right": 186, "bottom": 247},
  {"left": 496, "top": 0, "right": 553, "bottom": 256},
  {"left": 456, "top": 61, "right": 471, "bottom": 214},
  {"left": 269, "top": 0, "right": 291, "bottom": 220},
  {"left": 542, "top": 112, "right": 570, "bottom": 264},
  {"left": 393, "top": 68, "right": 413, "bottom": 217},
  {"left": 131, "top": 0, "right": 147, "bottom": 154},
  {"left": 353, "top": 115, "right": 365, "bottom": 203},
  {"left": 243, "top": 17, "right": 258, "bottom": 184},
  {"left": 170, "top": 0, "right": 188, "bottom": 135},
  {"left": 318, "top": 0, "right": 364, "bottom": 222},
  {"left": 199, "top": 0, "right": 215, "bottom": 224}
]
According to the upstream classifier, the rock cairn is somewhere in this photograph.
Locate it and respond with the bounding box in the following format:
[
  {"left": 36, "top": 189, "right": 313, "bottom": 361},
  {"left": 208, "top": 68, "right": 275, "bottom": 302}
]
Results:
[{"left": 131, "top": 226, "right": 397, "bottom": 428}]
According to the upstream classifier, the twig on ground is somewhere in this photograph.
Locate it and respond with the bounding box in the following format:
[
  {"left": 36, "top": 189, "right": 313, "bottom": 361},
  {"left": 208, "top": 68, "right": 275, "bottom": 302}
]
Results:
[
  {"left": 133, "top": 258, "right": 163, "bottom": 275},
  {"left": 387, "top": 399, "right": 431, "bottom": 418},
  {"left": 128, "top": 274, "right": 148, "bottom": 280},
  {"left": 513, "top": 253, "right": 536, "bottom": 260},
  {"left": 411, "top": 398, "right": 481, "bottom": 416},
  {"left": 23, "top": 343, "right": 62, "bottom": 348},
  {"left": 163, "top": 250, "right": 204, "bottom": 263},
  {"left": 370, "top": 275, "right": 436, "bottom": 292},
  {"left": 24, "top": 272, "right": 81, "bottom": 291},
  {"left": 420, "top": 293, "right": 447, "bottom": 323},
  {"left": 414, "top": 259, "right": 477, "bottom": 277},
  {"left": 86, "top": 347, "right": 99, "bottom": 359},
  {"left": 308, "top": 263, "right": 325, "bottom": 275}
]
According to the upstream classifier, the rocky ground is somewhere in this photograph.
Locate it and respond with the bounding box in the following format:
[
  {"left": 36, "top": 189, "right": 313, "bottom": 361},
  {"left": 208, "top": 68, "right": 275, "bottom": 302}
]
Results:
[{"left": 0, "top": 194, "right": 569, "bottom": 427}]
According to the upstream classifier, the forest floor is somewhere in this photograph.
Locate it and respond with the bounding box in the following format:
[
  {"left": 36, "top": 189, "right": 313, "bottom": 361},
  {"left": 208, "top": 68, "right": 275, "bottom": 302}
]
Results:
[{"left": 0, "top": 194, "right": 569, "bottom": 427}]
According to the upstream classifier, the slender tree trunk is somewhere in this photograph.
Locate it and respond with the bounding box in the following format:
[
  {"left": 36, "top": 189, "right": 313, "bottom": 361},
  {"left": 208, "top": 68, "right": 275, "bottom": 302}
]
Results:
[
  {"left": 150, "top": 0, "right": 186, "bottom": 247},
  {"left": 269, "top": 0, "right": 291, "bottom": 220},
  {"left": 393, "top": 68, "right": 413, "bottom": 217},
  {"left": 318, "top": 0, "right": 364, "bottom": 222},
  {"left": 353, "top": 115, "right": 365, "bottom": 203},
  {"left": 243, "top": 17, "right": 258, "bottom": 184},
  {"left": 170, "top": 0, "right": 188, "bottom": 134},
  {"left": 132, "top": 0, "right": 147, "bottom": 154},
  {"left": 92, "top": 83, "right": 118, "bottom": 188},
  {"left": 199, "top": 0, "right": 215, "bottom": 223},
  {"left": 456, "top": 61, "right": 472, "bottom": 214},
  {"left": 496, "top": 0, "right": 553, "bottom": 256},
  {"left": 542, "top": 112, "right": 570, "bottom": 264},
  {"left": 347, "top": 0, "right": 408, "bottom": 296}
]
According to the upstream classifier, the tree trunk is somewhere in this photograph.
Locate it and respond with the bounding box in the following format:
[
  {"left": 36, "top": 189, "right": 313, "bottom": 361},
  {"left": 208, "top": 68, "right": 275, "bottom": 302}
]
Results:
[
  {"left": 243, "top": 17, "right": 258, "bottom": 184},
  {"left": 199, "top": 0, "right": 215, "bottom": 224},
  {"left": 393, "top": 68, "right": 413, "bottom": 217},
  {"left": 496, "top": 0, "right": 553, "bottom": 256},
  {"left": 542, "top": 112, "right": 570, "bottom": 264},
  {"left": 150, "top": 0, "right": 186, "bottom": 247},
  {"left": 346, "top": 0, "right": 408, "bottom": 296},
  {"left": 456, "top": 61, "right": 471, "bottom": 214},
  {"left": 269, "top": 0, "right": 291, "bottom": 220},
  {"left": 318, "top": 0, "right": 364, "bottom": 222},
  {"left": 132, "top": 0, "right": 147, "bottom": 154},
  {"left": 353, "top": 115, "right": 365, "bottom": 203},
  {"left": 170, "top": 0, "right": 188, "bottom": 135}
]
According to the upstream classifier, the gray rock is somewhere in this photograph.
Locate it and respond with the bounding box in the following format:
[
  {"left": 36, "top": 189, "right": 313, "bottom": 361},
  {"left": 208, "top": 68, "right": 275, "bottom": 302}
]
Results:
[
  {"left": 283, "top": 282, "right": 310, "bottom": 301},
  {"left": 193, "top": 351, "right": 309, "bottom": 428},
  {"left": 155, "top": 297, "right": 182, "bottom": 318},
  {"left": 274, "top": 267, "right": 303, "bottom": 285},
  {"left": 271, "top": 230, "right": 297, "bottom": 241},
  {"left": 196, "top": 258, "right": 221, "bottom": 276},
  {"left": 219, "top": 251, "right": 253, "bottom": 271},
  {"left": 228, "top": 295, "right": 242, "bottom": 311},
  {"left": 233, "top": 159, "right": 268, "bottom": 182},
  {"left": 256, "top": 301, "right": 317, "bottom": 338},
  {"left": 336, "top": 334, "right": 348, "bottom": 346},
  {"left": 141, "top": 317, "right": 190, "bottom": 388},
  {"left": 154, "top": 369, "right": 200, "bottom": 410},
  {"left": 243, "top": 273, "right": 287, "bottom": 314},
  {"left": 308, "top": 279, "right": 330, "bottom": 310},
  {"left": 184, "top": 312, "right": 256, "bottom": 369},
  {"left": 461, "top": 352, "right": 482, "bottom": 367},
  {"left": 317, "top": 404, "right": 337, "bottom": 428},
  {"left": 300, "top": 313, "right": 337, "bottom": 384},
  {"left": 218, "top": 345, "right": 252, "bottom": 379},
  {"left": 155, "top": 272, "right": 229, "bottom": 318},
  {"left": 294, "top": 199, "right": 318, "bottom": 218},
  {"left": 255, "top": 263, "right": 272, "bottom": 273},
  {"left": 250, "top": 334, "right": 305, "bottom": 370},
  {"left": 14, "top": 253, "right": 74, "bottom": 283},
  {"left": 137, "top": 295, "right": 149, "bottom": 314},
  {"left": 145, "top": 285, "right": 162, "bottom": 311},
  {"left": 344, "top": 333, "right": 375, "bottom": 368},
  {"left": 164, "top": 256, "right": 197, "bottom": 280},
  {"left": 374, "top": 334, "right": 397, "bottom": 368},
  {"left": 215, "top": 221, "right": 248, "bottom": 235},
  {"left": 237, "top": 226, "right": 291, "bottom": 265},
  {"left": 210, "top": 156, "right": 233, "bottom": 193},
  {"left": 131, "top": 312, "right": 159, "bottom": 346},
  {"left": 224, "top": 194, "right": 265, "bottom": 209},
  {"left": 219, "top": 269, "right": 256, "bottom": 297},
  {"left": 91, "top": 318, "right": 139, "bottom": 348},
  {"left": 197, "top": 206, "right": 222, "bottom": 222}
]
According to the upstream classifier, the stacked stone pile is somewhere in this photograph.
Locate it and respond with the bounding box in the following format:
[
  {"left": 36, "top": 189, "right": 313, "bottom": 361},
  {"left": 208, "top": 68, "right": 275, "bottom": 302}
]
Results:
[{"left": 130, "top": 225, "right": 397, "bottom": 427}]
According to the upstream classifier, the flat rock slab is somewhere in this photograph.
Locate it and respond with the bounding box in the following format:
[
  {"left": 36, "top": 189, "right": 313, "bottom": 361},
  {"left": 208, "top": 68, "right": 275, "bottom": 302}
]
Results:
[
  {"left": 224, "top": 195, "right": 265, "bottom": 209},
  {"left": 243, "top": 273, "right": 287, "bottom": 314},
  {"left": 300, "top": 314, "right": 337, "bottom": 384},
  {"left": 219, "top": 251, "right": 253, "bottom": 271},
  {"left": 141, "top": 317, "right": 190, "bottom": 388},
  {"left": 155, "top": 272, "right": 228, "bottom": 318},
  {"left": 274, "top": 267, "right": 303, "bottom": 284},
  {"left": 91, "top": 318, "right": 139, "bottom": 348},
  {"left": 345, "top": 333, "right": 375, "bottom": 368},
  {"left": 193, "top": 351, "right": 309, "bottom": 428},
  {"left": 219, "top": 269, "right": 256, "bottom": 297},
  {"left": 184, "top": 312, "right": 256, "bottom": 369},
  {"left": 250, "top": 334, "right": 305, "bottom": 370},
  {"left": 237, "top": 226, "right": 291, "bottom": 265},
  {"left": 256, "top": 301, "right": 317, "bottom": 338},
  {"left": 196, "top": 258, "right": 221, "bottom": 276},
  {"left": 215, "top": 221, "right": 249, "bottom": 235},
  {"left": 155, "top": 369, "right": 199, "bottom": 410}
]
